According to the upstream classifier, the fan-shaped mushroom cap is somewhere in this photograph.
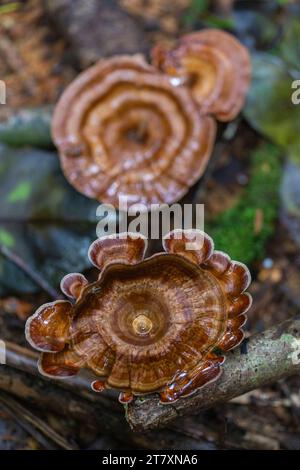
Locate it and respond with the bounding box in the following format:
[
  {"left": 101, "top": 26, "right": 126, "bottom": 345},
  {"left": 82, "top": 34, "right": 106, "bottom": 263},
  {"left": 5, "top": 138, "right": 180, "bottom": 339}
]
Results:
[
  {"left": 88, "top": 232, "right": 148, "bottom": 270},
  {"left": 60, "top": 273, "right": 88, "bottom": 299},
  {"left": 25, "top": 300, "right": 72, "bottom": 353},
  {"left": 71, "top": 253, "right": 226, "bottom": 394},
  {"left": 152, "top": 29, "right": 251, "bottom": 122},
  {"left": 25, "top": 230, "right": 252, "bottom": 403},
  {"left": 52, "top": 55, "right": 216, "bottom": 209}
]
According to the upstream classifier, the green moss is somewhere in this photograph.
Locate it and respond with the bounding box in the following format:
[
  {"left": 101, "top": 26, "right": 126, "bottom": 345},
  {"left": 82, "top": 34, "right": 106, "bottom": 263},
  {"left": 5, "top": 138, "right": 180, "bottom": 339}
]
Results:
[{"left": 207, "top": 143, "right": 282, "bottom": 265}]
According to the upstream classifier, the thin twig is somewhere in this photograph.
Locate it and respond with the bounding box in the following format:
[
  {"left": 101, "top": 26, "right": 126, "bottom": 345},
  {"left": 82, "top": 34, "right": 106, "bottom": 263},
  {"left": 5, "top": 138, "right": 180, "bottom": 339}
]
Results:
[
  {"left": 0, "top": 391, "right": 78, "bottom": 449},
  {"left": 0, "top": 244, "right": 61, "bottom": 300},
  {"left": 4, "top": 341, "right": 119, "bottom": 408},
  {"left": 0, "top": 364, "right": 214, "bottom": 449}
]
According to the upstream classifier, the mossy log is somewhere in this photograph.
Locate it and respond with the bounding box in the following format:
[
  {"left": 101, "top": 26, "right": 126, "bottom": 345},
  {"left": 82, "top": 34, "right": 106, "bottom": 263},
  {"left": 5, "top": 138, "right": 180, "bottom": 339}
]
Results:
[
  {"left": 126, "top": 316, "right": 300, "bottom": 431},
  {"left": 3, "top": 318, "right": 300, "bottom": 436}
]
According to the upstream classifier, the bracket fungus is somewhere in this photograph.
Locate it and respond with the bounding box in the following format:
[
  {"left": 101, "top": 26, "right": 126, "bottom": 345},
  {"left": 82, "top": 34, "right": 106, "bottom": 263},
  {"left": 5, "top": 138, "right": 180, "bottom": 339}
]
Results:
[
  {"left": 152, "top": 29, "right": 251, "bottom": 122},
  {"left": 52, "top": 55, "right": 216, "bottom": 209},
  {"left": 25, "top": 230, "right": 252, "bottom": 404}
]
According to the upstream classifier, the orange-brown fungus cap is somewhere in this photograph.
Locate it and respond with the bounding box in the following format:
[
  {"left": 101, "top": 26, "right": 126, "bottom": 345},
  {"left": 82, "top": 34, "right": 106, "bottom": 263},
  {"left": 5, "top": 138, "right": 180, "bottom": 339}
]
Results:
[
  {"left": 152, "top": 29, "right": 251, "bottom": 122},
  {"left": 52, "top": 55, "right": 216, "bottom": 209},
  {"left": 25, "top": 230, "right": 252, "bottom": 404}
]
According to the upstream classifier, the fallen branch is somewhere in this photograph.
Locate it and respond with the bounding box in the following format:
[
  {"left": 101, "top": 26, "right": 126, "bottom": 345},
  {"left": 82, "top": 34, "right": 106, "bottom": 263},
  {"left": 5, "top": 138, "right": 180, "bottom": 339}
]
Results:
[
  {"left": 0, "top": 391, "right": 77, "bottom": 450},
  {"left": 0, "top": 245, "right": 61, "bottom": 299},
  {"left": 2, "top": 342, "right": 216, "bottom": 448},
  {"left": 126, "top": 316, "right": 300, "bottom": 431},
  {"left": 0, "top": 363, "right": 130, "bottom": 442},
  {"left": 0, "top": 364, "right": 215, "bottom": 449},
  {"left": 4, "top": 318, "right": 300, "bottom": 436},
  {"left": 3, "top": 340, "right": 119, "bottom": 409}
]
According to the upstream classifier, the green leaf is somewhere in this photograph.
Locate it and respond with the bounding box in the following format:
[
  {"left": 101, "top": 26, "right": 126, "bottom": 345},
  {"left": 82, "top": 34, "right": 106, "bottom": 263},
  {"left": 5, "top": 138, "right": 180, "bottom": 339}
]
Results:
[
  {"left": 244, "top": 53, "right": 300, "bottom": 164},
  {"left": 0, "top": 2, "right": 21, "bottom": 15},
  {"left": 0, "top": 229, "right": 15, "bottom": 248},
  {"left": 203, "top": 15, "right": 234, "bottom": 30},
  {"left": 183, "top": 0, "right": 209, "bottom": 27},
  {"left": 0, "top": 145, "right": 115, "bottom": 295},
  {"left": 8, "top": 181, "right": 32, "bottom": 203},
  {"left": 279, "top": 16, "right": 300, "bottom": 71}
]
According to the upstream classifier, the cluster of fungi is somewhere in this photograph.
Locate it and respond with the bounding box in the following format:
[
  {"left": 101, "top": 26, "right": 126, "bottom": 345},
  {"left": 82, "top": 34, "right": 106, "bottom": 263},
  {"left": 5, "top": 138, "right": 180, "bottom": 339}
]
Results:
[
  {"left": 25, "top": 230, "right": 252, "bottom": 404},
  {"left": 52, "top": 29, "right": 251, "bottom": 209},
  {"left": 26, "top": 29, "right": 252, "bottom": 405}
]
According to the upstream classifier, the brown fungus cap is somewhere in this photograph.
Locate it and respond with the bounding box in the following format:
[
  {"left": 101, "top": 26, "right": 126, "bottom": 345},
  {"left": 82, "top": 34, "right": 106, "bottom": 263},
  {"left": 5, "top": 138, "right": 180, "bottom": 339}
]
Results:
[
  {"left": 25, "top": 230, "right": 252, "bottom": 404},
  {"left": 152, "top": 29, "right": 251, "bottom": 122},
  {"left": 52, "top": 55, "right": 216, "bottom": 209}
]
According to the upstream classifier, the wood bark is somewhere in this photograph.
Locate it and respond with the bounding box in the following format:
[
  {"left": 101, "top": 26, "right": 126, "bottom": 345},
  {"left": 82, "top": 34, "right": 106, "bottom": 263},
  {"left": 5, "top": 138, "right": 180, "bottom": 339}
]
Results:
[
  {"left": 126, "top": 316, "right": 300, "bottom": 431},
  {"left": 0, "top": 343, "right": 215, "bottom": 449},
  {"left": 3, "top": 317, "right": 300, "bottom": 436}
]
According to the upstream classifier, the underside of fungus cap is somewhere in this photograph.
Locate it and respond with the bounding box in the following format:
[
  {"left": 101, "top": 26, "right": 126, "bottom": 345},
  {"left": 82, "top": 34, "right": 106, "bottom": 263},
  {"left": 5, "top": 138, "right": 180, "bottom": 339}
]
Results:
[
  {"left": 152, "top": 29, "right": 251, "bottom": 122},
  {"left": 52, "top": 54, "right": 216, "bottom": 209}
]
